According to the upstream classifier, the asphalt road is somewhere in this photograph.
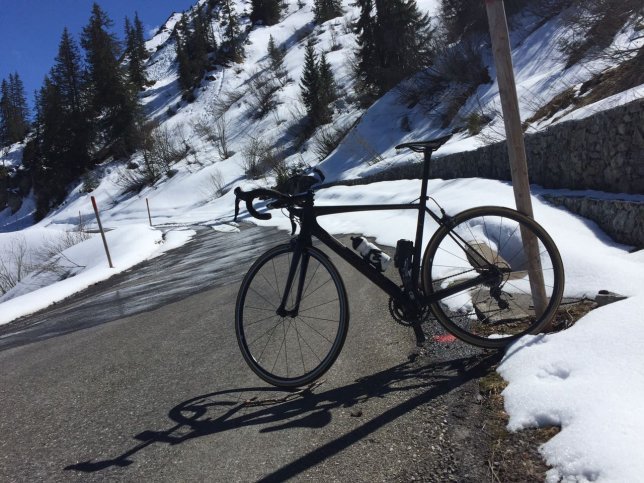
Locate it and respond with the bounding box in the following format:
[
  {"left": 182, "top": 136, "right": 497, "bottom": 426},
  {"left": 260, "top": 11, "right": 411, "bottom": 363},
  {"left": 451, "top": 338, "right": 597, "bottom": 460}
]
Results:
[{"left": 0, "top": 225, "right": 497, "bottom": 482}]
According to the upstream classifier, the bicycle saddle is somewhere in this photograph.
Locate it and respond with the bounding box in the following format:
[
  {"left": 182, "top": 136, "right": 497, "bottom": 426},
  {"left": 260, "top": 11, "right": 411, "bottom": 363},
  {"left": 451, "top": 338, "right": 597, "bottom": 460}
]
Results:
[{"left": 395, "top": 134, "right": 452, "bottom": 153}]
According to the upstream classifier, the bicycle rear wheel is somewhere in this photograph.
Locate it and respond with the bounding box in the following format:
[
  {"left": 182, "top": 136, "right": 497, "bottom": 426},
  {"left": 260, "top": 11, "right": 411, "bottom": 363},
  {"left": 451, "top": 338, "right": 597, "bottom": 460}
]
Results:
[
  {"left": 422, "top": 206, "right": 564, "bottom": 349},
  {"left": 235, "top": 243, "right": 349, "bottom": 387}
]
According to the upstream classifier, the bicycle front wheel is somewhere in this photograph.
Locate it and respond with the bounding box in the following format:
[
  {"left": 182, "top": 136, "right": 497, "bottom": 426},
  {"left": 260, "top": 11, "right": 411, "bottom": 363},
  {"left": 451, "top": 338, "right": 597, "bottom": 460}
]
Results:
[
  {"left": 422, "top": 206, "right": 564, "bottom": 349},
  {"left": 235, "top": 244, "right": 349, "bottom": 387}
]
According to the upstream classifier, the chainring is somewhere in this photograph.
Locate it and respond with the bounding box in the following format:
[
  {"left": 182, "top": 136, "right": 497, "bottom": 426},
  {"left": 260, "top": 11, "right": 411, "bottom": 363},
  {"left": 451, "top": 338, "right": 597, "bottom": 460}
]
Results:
[{"left": 388, "top": 297, "right": 430, "bottom": 327}]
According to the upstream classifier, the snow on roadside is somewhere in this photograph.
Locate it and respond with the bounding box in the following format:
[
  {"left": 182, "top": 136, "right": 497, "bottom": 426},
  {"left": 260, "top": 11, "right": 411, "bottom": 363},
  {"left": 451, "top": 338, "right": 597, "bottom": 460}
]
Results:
[
  {"left": 0, "top": 224, "right": 196, "bottom": 325},
  {"left": 498, "top": 293, "right": 644, "bottom": 483}
]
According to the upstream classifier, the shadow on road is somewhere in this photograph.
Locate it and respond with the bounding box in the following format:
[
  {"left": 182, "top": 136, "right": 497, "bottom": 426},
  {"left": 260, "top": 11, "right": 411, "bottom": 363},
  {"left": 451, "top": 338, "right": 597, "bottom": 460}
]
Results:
[{"left": 65, "top": 351, "right": 501, "bottom": 479}]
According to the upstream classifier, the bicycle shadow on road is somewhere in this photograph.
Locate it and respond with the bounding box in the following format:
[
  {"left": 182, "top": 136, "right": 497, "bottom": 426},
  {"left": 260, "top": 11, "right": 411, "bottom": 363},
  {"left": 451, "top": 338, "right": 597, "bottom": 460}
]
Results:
[{"left": 65, "top": 350, "right": 501, "bottom": 478}]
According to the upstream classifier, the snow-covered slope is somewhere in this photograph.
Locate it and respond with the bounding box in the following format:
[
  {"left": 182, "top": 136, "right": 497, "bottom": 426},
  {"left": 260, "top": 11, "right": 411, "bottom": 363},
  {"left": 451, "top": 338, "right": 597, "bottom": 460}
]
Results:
[{"left": 0, "top": 1, "right": 643, "bottom": 480}]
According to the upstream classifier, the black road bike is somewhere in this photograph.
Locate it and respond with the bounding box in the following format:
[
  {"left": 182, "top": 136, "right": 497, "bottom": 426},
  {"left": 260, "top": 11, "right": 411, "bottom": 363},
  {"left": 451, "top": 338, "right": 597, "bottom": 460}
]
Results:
[{"left": 233, "top": 136, "right": 564, "bottom": 387}]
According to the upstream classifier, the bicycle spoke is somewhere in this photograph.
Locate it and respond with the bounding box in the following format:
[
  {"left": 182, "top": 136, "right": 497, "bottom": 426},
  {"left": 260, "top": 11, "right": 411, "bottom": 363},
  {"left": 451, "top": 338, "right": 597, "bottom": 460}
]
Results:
[
  {"left": 248, "top": 285, "right": 278, "bottom": 310},
  {"left": 299, "top": 298, "right": 340, "bottom": 313},
  {"left": 270, "top": 319, "right": 290, "bottom": 376},
  {"left": 302, "top": 260, "right": 322, "bottom": 298},
  {"left": 244, "top": 312, "right": 280, "bottom": 327},
  {"left": 482, "top": 216, "right": 498, "bottom": 266},
  {"left": 295, "top": 316, "right": 335, "bottom": 344},
  {"left": 245, "top": 305, "right": 277, "bottom": 313},
  {"left": 299, "top": 276, "right": 333, "bottom": 303},
  {"left": 293, "top": 318, "right": 323, "bottom": 363},
  {"left": 297, "top": 313, "right": 340, "bottom": 323},
  {"left": 248, "top": 319, "right": 282, "bottom": 349},
  {"left": 293, "top": 320, "right": 307, "bottom": 374},
  {"left": 253, "top": 319, "right": 282, "bottom": 362},
  {"left": 259, "top": 271, "right": 280, "bottom": 300},
  {"left": 271, "top": 258, "right": 282, "bottom": 300}
]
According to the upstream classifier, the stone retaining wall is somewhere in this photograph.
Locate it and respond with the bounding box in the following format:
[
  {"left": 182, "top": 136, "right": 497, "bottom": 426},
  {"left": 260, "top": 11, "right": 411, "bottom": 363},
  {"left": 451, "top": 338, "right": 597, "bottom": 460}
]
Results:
[
  {"left": 432, "top": 99, "right": 644, "bottom": 194},
  {"left": 543, "top": 196, "right": 643, "bottom": 248}
]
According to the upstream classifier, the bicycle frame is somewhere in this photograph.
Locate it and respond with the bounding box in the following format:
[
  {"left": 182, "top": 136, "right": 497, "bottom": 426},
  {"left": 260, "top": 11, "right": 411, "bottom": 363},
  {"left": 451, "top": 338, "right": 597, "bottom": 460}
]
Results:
[{"left": 276, "top": 149, "right": 494, "bottom": 326}]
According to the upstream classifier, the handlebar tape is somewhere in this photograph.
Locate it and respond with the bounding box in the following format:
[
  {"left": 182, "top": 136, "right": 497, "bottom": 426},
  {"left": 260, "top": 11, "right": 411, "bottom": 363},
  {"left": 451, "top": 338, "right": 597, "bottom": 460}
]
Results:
[{"left": 234, "top": 187, "right": 273, "bottom": 221}]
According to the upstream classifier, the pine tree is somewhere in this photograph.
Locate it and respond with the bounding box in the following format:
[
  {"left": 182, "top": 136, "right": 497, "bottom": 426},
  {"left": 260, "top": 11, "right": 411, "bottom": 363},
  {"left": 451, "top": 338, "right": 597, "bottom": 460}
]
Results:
[
  {"left": 267, "top": 35, "right": 285, "bottom": 70},
  {"left": 51, "top": 28, "right": 84, "bottom": 114},
  {"left": 300, "top": 37, "right": 320, "bottom": 121},
  {"left": 267, "top": 35, "right": 288, "bottom": 85},
  {"left": 221, "top": 0, "right": 245, "bottom": 63},
  {"left": 175, "top": 14, "right": 193, "bottom": 91},
  {"left": 314, "top": 0, "right": 343, "bottom": 23},
  {"left": 250, "top": 0, "right": 281, "bottom": 26},
  {"left": 29, "top": 28, "right": 96, "bottom": 217},
  {"left": 33, "top": 76, "right": 68, "bottom": 216},
  {"left": 375, "top": 0, "right": 432, "bottom": 90},
  {"left": 175, "top": 8, "right": 218, "bottom": 97},
  {"left": 0, "top": 80, "right": 10, "bottom": 145},
  {"left": 81, "top": 3, "right": 141, "bottom": 155},
  {"left": 81, "top": 4, "right": 123, "bottom": 109},
  {"left": 354, "top": 0, "right": 433, "bottom": 97},
  {"left": 133, "top": 12, "right": 148, "bottom": 61},
  {"left": 191, "top": 4, "right": 215, "bottom": 55},
  {"left": 0, "top": 73, "right": 30, "bottom": 145},
  {"left": 317, "top": 53, "right": 336, "bottom": 124},
  {"left": 300, "top": 38, "right": 336, "bottom": 128},
  {"left": 49, "top": 28, "right": 93, "bottom": 174},
  {"left": 353, "top": 0, "right": 378, "bottom": 96},
  {"left": 125, "top": 15, "right": 147, "bottom": 90}
]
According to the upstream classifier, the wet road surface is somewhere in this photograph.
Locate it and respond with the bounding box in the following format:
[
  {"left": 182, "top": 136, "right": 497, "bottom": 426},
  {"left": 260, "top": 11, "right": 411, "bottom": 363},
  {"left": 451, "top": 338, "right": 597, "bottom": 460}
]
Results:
[{"left": 0, "top": 225, "right": 286, "bottom": 351}]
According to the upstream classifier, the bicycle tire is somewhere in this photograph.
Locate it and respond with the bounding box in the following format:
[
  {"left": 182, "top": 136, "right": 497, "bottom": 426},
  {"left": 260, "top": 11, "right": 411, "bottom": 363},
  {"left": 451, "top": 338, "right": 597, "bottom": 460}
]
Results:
[
  {"left": 235, "top": 243, "right": 349, "bottom": 387},
  {"left": 422, "top": 206, "right": 564, "bottom": 349}
]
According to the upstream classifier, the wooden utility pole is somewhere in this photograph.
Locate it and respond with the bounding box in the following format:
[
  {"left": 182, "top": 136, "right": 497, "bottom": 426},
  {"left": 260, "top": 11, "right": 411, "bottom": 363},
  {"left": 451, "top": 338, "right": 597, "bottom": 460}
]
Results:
[
  {"left": 485, "top": 0, "right": 533, "bottom": 215},
  {"left": 485, "top": 0, "right": 548, "bottom": 317}
]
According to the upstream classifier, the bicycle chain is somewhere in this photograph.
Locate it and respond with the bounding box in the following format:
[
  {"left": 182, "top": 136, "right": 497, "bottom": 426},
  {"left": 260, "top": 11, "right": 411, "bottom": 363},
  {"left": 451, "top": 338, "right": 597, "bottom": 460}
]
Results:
[{"left": 430, "top": 267, "right": 477, "bottom": 286}]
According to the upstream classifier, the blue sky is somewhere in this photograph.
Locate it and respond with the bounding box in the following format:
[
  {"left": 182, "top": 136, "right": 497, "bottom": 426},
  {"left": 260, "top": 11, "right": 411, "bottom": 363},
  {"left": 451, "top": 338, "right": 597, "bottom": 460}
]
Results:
[{"left": 0, "top": 0, "right": 197, "bottom": 110}]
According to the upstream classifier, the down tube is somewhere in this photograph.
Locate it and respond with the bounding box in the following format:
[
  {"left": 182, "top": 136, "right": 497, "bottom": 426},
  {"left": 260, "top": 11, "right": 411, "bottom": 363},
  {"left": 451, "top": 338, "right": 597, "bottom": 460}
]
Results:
[{"left": 311, "top": 224, "right": 405, "bottom": 301}]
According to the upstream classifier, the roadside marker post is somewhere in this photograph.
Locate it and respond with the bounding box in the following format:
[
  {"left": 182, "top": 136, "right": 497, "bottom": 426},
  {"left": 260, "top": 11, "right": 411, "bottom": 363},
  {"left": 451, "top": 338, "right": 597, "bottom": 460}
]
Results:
[
  {"left": 146, "top": 198, "right": 153, "bottom": 226},
  {"left": 91, "top": 196, "right": 114, "bottom": 269},
  {"left": 485, "top": 0, "right": 549, "bottom": 320}
]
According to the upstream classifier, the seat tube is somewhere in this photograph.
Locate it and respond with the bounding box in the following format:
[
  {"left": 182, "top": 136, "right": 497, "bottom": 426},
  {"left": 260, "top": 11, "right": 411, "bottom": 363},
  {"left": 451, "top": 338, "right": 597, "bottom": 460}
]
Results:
[{"left": 412, "top": 149, "right": 432, "bottom": 286}]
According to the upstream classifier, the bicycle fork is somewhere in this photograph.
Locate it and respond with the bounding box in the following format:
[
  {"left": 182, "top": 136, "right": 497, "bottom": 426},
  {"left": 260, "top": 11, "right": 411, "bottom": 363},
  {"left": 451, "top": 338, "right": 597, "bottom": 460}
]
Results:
[{"left": 276, "top": 244, "right": 309, "bottom": 318}]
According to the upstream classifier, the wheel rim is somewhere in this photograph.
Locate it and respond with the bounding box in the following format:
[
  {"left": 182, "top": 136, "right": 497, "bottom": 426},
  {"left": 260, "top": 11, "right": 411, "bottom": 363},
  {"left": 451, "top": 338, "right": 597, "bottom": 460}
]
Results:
[
  {"left": 237, "top": 246, "right": 346, "bottom": 385},
  {"left": 425, "top": 209, "right": 563, "bottom": 345}
]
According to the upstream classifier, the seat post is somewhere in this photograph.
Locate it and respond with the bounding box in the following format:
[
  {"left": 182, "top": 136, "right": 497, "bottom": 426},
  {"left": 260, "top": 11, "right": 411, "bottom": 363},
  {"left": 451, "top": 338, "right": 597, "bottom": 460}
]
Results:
[{"left": 411, "top": 148, "right": 432, "bottom": 287}]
